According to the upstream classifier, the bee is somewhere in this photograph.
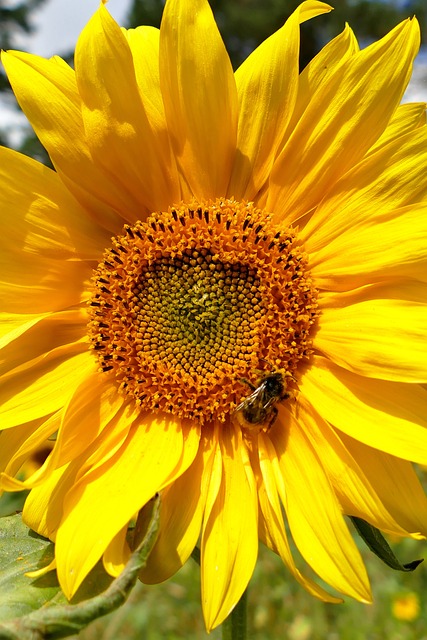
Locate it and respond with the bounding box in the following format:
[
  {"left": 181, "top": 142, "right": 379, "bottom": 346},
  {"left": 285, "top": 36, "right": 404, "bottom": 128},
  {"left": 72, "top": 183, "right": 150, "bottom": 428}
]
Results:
[{"left": 234, "top": 369, "right": 292, "bottom": 433}]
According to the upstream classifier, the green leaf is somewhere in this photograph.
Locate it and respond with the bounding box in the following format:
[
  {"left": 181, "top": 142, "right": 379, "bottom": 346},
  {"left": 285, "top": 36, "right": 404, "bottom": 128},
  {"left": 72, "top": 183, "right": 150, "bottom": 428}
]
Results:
[
  {"left": 0, "top": 491, "right": 28, "bottom": 518},
  {"left": 0, "top": 495, "right": 160, "bottom": 639},
  {"left": 0, "top": 513, "right": 60, "bottom": 621},
  {"left": 350, "top": 516, "right": 424, "bottom": 572}
]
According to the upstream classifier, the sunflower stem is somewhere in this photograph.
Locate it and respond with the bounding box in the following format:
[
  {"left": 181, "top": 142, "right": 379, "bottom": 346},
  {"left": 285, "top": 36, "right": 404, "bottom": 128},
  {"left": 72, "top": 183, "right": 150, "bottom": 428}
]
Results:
[{"left": 221, "top": 589, "right": 247, "bottom": 640}]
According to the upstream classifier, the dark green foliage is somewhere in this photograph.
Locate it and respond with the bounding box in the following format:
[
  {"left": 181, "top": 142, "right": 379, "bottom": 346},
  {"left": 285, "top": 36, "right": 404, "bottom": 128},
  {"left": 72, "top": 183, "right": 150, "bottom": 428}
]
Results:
[
  {"left": 17, "top": 131, "right": 52, "bottom": 168},
  {"left": 0, "top": 0, "right": 49, "bottom": 158},
  {"left": 0, "top": 0, "right": 48, "bottom": 90},
  {"left": 125, "top": 0, "right": 415, "bottom": 70},
  {"left": 350, "top": 516, "right": 424, "bottom": 572},
  {"left": 409, "top": 0, "right": 427, "bottom": 41}
]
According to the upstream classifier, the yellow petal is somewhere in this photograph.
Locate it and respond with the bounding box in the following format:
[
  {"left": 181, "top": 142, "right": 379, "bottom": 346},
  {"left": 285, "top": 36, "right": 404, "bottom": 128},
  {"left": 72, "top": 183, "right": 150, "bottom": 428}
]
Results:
[
  {"left": 141, "top": 428, "right": 216, "bottom": 584},
  {"left": 315, "top": 281, "right": 427, "bottom": 382},
  {"left": 256, "top": 432, "right": 342, "bottom": 602},
  {"left": 22, "top": 461, "right": 79, "bottom": 540},
  {"left": 0, "top": 347, "right": 94, "bottom": 429},
  {"left": 0, "top": 412, "right": 59, "bottom": 480},
  {"left": 201, "top": 425, "right": 223, "bottom": 523},
  {"left": 0, "top": 420, "right": 39, "bottom": 475},
  {"left": 367, "top": 102, "right": 426, "bottom": 156},
  {"left": 0, "top": 313, "right": 49, "bottom": 349},
  {"left": 201, "top": 422, "right": 258, "bottom": 631},
  {"left": 55, "top": 415, "right": 200, "bottom": 598},
  {"left": 123, "top": 26, "right": 167, "bottom": 138},
  {"left": 270, "top": 407, "right": 371, "bottom": 601},
  {"left": 0, "top": 310, "right": 87, "bottom": 379},
  {"left": 289, "top": 24, "right": 359, "bottom": 133},
  {"left": 340, "top": 432, "right": 427, "bottom": 537},
  {"left": 73, "top": 402, "right": 141, "bottom": 485},
  {"left": 301, "top": 355, "right": 427, "bottom": 464},
  {"left": 0, "top": 261, "right": 91, "bottom": 315},
  {"left": 159, "top": 0, "right": 237, "bottom": 199},
  {"left": 0, "top": 145, "right": 111, "bottom": 261},
  {"left": 303, "top": 126, "right": 427, "bottom": 256},
  {"left": 75, "top": 5, "right": 180, "bottom": 214},
  {"left": 55, "top": 373, "right": 126, "bottom": 468},
  {"left": 26, "top": 558, "right": 57, "bottom": 579},
  {"left": 267, "top": 17, "right": 420, "bottom": 223},
  {"left": 22, "top": 401, "right": 136, "bottom": 539},
  {"left": 1, "top": 51, "right": 132, "bottom": 231},
  {"left": 0, "top": 147, "right": 96, "bottom": 313},
  {"left": 103, "top": 524, "right": 131, "bottom": 578},
  {"left": 309, "top": 204, "right": 427, "bottom": 290},
  {"left": 296, "top": 395, "right": 417, "bottom": 537},
  {"left": 228, "top": 1, "right": 332, "bottom": 200},
  {"left": 4, "top": 373, "right": 125, "bottom": 490}
]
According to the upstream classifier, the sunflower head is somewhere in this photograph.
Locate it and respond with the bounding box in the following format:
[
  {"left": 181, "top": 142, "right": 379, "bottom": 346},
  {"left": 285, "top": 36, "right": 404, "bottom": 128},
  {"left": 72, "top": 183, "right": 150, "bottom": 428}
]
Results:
[
  {"left": 1, "top": 0, "right": 426, "bottom": 633},
  {"left": 87, "top": 198, "right": 318, "bottom": 426}
]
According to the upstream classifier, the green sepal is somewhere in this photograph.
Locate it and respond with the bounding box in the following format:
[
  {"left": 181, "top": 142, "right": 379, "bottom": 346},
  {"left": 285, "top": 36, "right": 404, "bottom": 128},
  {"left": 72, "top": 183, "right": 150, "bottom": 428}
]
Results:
[
  {"left": 350, "top": 516, "right": 423, "bottom": 572},
  {"left": 0, "top": 495, "right": 160, "bottom": 640},
  {"left": 191, "top": 546, "right": 201, "bottom": 566}
]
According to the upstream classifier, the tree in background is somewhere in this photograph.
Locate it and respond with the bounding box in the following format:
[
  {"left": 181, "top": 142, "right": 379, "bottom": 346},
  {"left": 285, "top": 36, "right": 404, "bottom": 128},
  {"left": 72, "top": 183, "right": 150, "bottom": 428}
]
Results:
[
  {"left": 0, "top": 0, "right": 48, "bottom": 154},
  {"left": 408, "top": 0, "right": 427, "bottom": 43},
  {"left": 0, "top": 0, "right": 47, "bottom": 90},
  {"left": 126, "top": 0, "right": 414, "bottom": 68}
]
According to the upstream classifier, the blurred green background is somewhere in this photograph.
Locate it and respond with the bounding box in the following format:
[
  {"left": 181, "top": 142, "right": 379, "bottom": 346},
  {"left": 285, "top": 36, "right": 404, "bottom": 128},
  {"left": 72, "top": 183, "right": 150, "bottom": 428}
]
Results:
[
  {"left": 1, "top": 486, "right": 426, "bottom": 640},
  {"left": 0, "top": 0, "right": 426, "bottom": 638},
  {"left": 76, "top": 536, "right": 427, "bottom": 640}
]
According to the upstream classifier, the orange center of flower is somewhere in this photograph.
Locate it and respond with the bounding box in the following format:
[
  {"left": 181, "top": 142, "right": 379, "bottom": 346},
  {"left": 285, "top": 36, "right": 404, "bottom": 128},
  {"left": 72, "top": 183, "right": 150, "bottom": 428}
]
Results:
[{"left": 88, "top": 199, "right": 318, "bottom": 423}]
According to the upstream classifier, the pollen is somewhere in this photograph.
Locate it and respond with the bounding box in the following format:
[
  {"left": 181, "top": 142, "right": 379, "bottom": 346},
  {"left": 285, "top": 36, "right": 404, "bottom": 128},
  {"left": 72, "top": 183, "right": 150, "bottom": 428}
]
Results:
[{"left": 87, "top": 199, "right": 318, "bottom": 423}]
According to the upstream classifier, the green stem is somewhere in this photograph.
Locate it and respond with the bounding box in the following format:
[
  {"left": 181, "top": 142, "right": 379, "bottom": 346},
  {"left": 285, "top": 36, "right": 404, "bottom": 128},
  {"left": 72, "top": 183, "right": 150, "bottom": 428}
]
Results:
[{"left": 221, "top": 589, "right": 247, "bottom": 640}]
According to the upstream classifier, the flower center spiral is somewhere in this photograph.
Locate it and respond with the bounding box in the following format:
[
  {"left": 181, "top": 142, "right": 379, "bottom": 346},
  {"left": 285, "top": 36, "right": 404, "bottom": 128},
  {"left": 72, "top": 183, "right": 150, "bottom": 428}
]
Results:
[{"left": 88, "top": 199, "right": 318, "bottom": 423}]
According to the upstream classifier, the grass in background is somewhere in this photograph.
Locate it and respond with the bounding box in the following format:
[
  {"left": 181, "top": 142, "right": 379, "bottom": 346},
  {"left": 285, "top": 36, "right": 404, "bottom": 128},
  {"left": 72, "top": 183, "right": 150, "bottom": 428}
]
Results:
[{"left": 74, "top": 530, "right": 427, "bottom": 640}]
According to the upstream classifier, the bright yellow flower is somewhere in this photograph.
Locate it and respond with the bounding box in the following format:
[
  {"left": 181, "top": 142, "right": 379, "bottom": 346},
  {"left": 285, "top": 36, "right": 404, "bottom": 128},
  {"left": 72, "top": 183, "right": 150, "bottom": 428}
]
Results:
[
  {"left": 1, "top": 0, "right": 427, "bottom": 630},
  {"left": 392, "top": 592, "right": 420, "bottom": 621}
]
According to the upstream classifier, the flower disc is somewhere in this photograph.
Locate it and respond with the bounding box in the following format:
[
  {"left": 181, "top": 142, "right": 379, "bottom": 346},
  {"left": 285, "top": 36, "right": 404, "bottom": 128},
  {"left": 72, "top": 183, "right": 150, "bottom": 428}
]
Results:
[{"left": 88, "top": 199, "right": 318, "bottom": 423}]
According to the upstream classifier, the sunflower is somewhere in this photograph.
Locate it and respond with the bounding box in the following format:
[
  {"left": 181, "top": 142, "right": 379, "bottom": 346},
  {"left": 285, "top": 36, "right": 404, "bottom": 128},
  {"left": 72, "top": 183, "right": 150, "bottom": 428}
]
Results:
[
  {"left": 1, "top": 0, "right": 427, "bottom": 631},
  {"left": 392, "top": 592, "right": 420, "bottom": 621}
]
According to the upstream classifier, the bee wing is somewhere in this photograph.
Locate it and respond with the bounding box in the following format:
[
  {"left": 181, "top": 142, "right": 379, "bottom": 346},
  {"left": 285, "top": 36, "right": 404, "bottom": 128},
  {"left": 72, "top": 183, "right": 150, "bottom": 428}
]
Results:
[
  {"left": 236, "top": 392, "right": 255, "bottom": 411},
  {"left": 235, "top": 382, "right": 268, "bottom": 411}
]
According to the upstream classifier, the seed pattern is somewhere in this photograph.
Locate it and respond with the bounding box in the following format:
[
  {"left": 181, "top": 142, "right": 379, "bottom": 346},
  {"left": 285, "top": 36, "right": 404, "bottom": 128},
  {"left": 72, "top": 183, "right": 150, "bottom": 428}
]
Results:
[{"left": 88, "top": 199, "right": 318, "bottom": 423}]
